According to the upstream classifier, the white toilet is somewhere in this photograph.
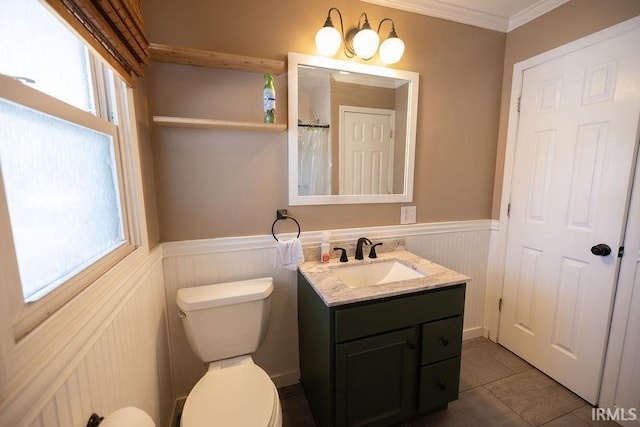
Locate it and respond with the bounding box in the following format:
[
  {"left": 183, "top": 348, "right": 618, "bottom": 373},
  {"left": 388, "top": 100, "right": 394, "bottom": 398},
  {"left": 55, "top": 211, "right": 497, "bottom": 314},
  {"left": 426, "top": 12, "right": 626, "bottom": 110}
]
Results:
[{"left": 176, "top": 277, "right": 282, "bottom": 427}]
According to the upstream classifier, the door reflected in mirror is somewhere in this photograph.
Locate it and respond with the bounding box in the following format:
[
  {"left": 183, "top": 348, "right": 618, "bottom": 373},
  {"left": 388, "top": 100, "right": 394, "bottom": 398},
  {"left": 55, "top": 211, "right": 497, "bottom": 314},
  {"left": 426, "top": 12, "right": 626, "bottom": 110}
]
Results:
[{"left": 288, "top": 53, "right": 419, "bottom": 205}]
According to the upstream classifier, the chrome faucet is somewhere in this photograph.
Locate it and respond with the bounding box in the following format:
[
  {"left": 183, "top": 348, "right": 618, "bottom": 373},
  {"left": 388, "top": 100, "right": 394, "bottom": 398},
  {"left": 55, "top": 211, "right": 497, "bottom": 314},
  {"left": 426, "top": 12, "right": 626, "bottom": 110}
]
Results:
[{"left": 355, "top": 237, "right": 371, "bottom": 260}]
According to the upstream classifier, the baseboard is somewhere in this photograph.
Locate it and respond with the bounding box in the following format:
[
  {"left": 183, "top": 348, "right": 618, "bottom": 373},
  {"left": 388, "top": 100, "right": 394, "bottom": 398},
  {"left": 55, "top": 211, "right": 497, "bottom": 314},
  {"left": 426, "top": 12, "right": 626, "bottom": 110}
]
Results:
[
  {"left": 271, "top": 370, "right": 301, "bottom": 388},
  {"left": 462, "top": 326, "right": 484, "bottom": 341},
  {"left": 482, "top": 326, "right": 493, "bottom": 340}
]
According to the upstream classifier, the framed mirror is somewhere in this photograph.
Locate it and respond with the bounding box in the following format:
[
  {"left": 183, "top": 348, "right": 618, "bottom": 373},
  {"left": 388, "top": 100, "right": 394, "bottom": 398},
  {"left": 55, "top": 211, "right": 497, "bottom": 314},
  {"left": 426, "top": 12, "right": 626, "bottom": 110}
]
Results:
[{"left": 288, "top": 52, "right": 419, "bottom": 205}]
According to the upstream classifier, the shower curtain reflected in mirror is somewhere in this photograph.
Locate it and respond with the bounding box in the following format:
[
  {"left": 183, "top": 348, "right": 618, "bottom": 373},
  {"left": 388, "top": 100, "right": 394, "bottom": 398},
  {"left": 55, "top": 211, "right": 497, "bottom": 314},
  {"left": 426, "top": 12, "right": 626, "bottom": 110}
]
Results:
[{"left": 298, "top": 126, "right": 331, "bottom": 196}]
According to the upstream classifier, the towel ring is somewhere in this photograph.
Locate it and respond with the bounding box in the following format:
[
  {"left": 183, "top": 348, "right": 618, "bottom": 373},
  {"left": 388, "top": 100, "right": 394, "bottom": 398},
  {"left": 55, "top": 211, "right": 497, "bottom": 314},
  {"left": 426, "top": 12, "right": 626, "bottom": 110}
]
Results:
[{"left": 272, "top": 210, "right": 301, "bottom": 241}]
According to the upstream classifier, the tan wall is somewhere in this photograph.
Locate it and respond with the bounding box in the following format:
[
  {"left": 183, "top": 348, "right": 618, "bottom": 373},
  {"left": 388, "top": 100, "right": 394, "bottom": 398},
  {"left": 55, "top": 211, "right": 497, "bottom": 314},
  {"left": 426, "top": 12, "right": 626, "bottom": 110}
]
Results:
[
  {"left": 142, "top": 0, "right": 505, "bottom": 241},
  {"left": 492, "top": 0, "right": 640, "bottom": 218}
]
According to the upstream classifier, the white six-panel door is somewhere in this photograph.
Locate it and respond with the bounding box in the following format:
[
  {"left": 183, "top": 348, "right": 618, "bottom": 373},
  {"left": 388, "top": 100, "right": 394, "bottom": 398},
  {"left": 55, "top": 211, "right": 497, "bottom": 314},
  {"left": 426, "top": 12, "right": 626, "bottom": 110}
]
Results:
[
  {"left": 339, "top": 106, "right": 395, "bottom": 195},
  {"left": 498, "top": 26, "right": 640, "bottom": 404}
]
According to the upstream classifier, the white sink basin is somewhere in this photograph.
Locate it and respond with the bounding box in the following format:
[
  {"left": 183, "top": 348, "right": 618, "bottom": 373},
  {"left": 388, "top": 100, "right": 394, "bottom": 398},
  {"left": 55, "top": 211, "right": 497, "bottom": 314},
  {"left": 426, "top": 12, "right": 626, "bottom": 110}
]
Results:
[{"left": 330, "top": 260, "right": 427, "bottom": 289}]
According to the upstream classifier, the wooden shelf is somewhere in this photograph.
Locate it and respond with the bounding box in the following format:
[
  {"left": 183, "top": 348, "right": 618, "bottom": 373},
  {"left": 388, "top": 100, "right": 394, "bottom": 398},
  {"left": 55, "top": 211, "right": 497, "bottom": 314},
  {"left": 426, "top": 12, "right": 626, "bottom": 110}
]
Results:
[
  {"left": 149, "top": 44, "right": 287, "bottom": 132},
  {"left": 153, "top": 116, "right": 287, "bottom": 132},
  {"left": 148, "top": 43, "right": 285, "bottom": 75}
]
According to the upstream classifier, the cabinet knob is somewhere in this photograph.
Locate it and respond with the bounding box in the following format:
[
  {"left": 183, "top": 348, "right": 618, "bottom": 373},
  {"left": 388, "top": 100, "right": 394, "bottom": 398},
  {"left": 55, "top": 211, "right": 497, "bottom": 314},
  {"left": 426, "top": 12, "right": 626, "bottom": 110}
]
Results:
[
  {"left": 407, "top": 341, "right": 416, "bottom": 350},
  {"left": 439, "top": 337, "right": 449, "bottom": 346},
  {"left": 437, "top": 380, "right": 447, "bottom": 391}
]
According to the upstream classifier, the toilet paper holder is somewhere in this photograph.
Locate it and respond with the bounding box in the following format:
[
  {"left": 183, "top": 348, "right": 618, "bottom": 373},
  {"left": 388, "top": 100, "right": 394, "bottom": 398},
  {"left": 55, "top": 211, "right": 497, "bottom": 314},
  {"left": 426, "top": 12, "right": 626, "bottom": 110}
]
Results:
[{"left": 87, "top": 413, "right": 103, "bottom": 427}]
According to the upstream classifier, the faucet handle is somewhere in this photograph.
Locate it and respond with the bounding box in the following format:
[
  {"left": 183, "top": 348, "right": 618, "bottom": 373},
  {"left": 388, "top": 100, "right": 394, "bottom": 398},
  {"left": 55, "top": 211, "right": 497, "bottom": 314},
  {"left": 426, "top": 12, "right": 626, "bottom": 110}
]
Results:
[
  {"left": 369, "top": 242, "right": 383, "bottom": 259},
  {"left": 357, "top": 237, "right": 372, "bottom": 245},
  {"left": 334, "top": 247, "right": 348, "bottom": 262}
]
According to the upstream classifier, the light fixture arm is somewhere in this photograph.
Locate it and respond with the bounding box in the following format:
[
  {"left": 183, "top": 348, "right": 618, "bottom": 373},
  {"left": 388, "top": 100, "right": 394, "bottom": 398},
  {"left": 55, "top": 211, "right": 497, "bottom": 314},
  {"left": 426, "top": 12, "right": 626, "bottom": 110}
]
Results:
[
  {"left": 377, "top": 17, "right": 398, "bottom": 37},
  {"left": 324, "top": 7, "right": 355, "bottom": 58},
  {"left": 358, "top": 13, "right": 373, "bottom": 31},
  {"left": 324, "top": 7, "right": 343, "bottom": 32}
]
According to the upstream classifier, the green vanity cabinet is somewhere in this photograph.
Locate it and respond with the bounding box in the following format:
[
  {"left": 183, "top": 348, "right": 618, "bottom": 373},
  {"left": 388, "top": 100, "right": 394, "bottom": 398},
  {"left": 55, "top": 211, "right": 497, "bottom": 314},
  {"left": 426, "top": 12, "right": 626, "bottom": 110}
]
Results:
[{"left": 297, "top": 271, "right": 466, "bottom": 427}]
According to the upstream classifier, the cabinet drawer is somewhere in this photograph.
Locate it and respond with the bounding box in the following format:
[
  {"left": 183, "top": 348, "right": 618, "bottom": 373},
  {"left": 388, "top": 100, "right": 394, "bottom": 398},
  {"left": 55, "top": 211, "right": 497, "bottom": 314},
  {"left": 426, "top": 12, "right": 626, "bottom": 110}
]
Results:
[
  {"left": 418, "top": 357, "right": 461, "bottom": 413},
  {"left": 421, "top": 316, "right": 463, "bottom": 365},
  {"left": 335, "top": 285, "right": 465, "bottom": 342}
]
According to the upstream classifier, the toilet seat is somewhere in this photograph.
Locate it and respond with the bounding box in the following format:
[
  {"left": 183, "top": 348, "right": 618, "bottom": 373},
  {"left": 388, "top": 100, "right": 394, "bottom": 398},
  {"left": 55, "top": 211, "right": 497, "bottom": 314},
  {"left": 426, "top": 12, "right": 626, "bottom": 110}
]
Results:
[{"left": 181, "top": 360, "right": 281, "bottom": 427}]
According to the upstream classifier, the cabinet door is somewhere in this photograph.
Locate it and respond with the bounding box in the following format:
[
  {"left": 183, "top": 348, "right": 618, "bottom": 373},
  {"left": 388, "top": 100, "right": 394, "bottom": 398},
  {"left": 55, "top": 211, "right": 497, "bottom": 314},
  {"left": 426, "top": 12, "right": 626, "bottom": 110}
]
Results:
[{"left": 335, "top": 327, "right": 418, "bottom": 427}]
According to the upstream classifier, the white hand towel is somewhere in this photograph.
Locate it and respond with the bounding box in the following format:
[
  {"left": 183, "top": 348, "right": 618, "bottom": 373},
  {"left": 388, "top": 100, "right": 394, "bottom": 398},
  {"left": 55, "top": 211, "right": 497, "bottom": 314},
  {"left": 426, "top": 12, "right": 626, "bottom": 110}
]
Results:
[{"left": 274, "top": 238, "right": 304, "bottom": 270}]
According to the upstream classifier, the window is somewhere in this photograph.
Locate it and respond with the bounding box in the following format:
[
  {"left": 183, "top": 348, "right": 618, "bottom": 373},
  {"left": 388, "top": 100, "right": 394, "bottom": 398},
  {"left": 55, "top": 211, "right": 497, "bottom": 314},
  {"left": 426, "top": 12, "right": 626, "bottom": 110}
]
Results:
[
  {"left": 0, "top": 0, "right": 138, "bottom": 338},
  {"left": 0, "top": 0, "right": 94, "bottom": 111}
]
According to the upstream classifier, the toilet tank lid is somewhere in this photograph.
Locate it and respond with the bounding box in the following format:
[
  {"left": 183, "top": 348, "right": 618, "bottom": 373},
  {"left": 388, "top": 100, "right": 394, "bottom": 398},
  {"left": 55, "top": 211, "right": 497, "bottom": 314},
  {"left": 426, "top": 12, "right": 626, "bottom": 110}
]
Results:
[{"left": 177, "top": 277, "right": 273, "bottom": 312}]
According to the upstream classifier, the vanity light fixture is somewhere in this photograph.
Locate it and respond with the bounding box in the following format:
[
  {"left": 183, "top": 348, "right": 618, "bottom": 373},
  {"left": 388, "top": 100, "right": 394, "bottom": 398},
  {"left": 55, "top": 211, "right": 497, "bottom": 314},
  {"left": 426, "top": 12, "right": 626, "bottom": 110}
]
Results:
[
  {"left": 315, "top": 8, "right": 405, "bottom": 64},
  {"left": 377, "top": 18, "right": 405, "bottom": 64}
]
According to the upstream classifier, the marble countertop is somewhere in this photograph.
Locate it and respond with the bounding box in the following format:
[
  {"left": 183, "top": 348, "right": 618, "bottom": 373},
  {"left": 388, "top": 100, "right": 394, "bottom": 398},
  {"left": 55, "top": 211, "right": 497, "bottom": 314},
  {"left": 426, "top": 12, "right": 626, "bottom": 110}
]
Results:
[{"left": 298, "top": 250, "right": 470, "bottom": 307}]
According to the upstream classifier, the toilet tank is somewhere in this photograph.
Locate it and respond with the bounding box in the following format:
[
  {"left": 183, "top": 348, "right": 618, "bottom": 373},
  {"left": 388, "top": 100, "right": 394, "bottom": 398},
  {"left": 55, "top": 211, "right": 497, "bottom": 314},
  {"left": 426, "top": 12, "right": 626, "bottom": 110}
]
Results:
[{"left": 176, "top": 277, "right": 273, "bottom": 363}]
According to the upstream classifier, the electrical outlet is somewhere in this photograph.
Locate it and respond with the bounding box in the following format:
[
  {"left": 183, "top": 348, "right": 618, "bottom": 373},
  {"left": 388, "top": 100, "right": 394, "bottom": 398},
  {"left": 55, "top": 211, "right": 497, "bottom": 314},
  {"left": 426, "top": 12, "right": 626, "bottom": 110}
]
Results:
[{"left": 401, "top": 206, "right": 416, "bottom": 224}]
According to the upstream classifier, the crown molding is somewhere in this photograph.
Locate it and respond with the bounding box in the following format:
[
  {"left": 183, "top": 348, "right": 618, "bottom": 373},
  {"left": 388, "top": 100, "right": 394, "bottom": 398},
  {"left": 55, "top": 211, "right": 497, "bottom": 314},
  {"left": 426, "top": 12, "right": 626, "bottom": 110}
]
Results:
[
  {"left": 508, "top": 0, "right": 570, "bottom": 31},
  {"left": 361, "top": 0, "right": 508, "bottom": 32},
  {"left": 360, "top": 0, "right": 569, "bottom": 33}
]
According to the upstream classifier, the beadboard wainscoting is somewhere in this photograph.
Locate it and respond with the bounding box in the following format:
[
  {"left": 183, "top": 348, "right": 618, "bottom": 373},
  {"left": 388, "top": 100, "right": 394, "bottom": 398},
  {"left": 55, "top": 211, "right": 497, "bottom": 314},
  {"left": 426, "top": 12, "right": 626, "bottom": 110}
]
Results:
[
  {"left": 0, "top": 248, "right": 174, "bottom": 427},
  {"left": 404, "top": 222, "right": 491, "bottom": 340},
  {"left": 162, "top": 220, "right": 493, "bottom": 399}
]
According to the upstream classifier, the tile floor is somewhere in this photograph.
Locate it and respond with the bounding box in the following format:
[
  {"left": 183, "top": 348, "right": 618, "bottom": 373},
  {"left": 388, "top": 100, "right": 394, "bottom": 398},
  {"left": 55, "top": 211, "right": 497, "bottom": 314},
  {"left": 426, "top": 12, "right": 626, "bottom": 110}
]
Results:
[{"left": 278, "top": 337, "right": 619, "bottom": 427}]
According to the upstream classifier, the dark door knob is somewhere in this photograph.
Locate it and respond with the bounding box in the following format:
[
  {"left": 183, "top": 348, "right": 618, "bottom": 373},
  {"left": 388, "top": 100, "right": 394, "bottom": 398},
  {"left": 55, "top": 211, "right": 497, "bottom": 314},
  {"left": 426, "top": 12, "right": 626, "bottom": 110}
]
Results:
[{"left": 591, "top": 244, "right": 612, "bottom": 256}]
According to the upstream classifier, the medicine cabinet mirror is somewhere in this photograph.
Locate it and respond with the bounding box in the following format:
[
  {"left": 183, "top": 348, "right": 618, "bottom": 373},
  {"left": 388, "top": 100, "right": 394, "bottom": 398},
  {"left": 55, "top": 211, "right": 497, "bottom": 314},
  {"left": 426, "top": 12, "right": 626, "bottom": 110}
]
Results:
[{"left": 288, "top": 52, "right": 419, "bottom": 205}]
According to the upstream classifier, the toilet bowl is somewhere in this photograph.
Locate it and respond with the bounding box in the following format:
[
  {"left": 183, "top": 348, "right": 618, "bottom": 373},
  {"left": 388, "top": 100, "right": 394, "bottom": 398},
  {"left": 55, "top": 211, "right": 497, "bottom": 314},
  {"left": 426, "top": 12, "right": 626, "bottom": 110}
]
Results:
[
  {"left": 176, "top": 277, "right": 282, "bottom": 427},
  {"left": 180, "top": 356, "right": 282, "bottom": 427}
]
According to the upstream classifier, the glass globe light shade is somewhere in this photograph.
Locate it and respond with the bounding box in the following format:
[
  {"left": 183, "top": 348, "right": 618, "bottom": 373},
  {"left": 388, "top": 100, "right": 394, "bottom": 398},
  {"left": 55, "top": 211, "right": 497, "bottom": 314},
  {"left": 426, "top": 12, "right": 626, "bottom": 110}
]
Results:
[
  {"left": 315, "top": 26, "right": 342, "bottom": 56},
  {"left": 352, "top": 28, "right": 379, "bottom": 60},
  {"left": 379, "top": 35, "right": 405, "bottom": 64}
]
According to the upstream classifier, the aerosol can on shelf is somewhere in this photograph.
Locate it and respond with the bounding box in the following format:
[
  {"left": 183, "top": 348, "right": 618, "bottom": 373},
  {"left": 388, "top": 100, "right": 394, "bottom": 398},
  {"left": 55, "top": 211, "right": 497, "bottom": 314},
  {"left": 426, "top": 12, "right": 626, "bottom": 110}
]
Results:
[{"left": 263, "top": 73, "right": 276, "bottom": 123}]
